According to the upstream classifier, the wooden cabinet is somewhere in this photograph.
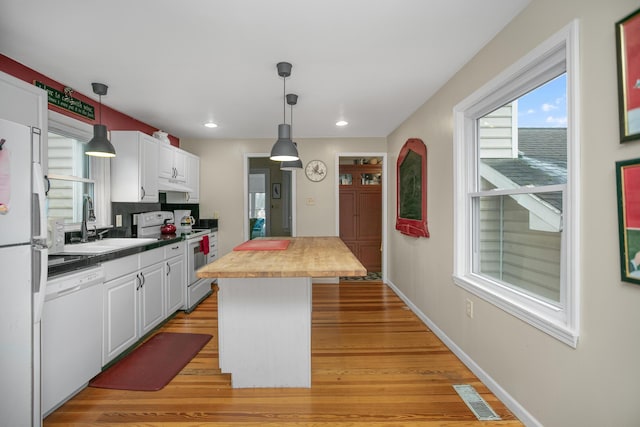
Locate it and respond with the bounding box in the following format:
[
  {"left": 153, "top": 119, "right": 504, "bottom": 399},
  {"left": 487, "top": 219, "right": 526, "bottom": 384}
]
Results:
[
  {"left": 339, "top": 164, "right": 382, "bottom": 272},
  {"left": 110, "top": 131, "right": 159, "bottom": 202}
]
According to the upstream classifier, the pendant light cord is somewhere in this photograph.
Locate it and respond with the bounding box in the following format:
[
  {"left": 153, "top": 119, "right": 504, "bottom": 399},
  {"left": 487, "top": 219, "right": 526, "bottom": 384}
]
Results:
[{"left": 283, "top": 75, "right": 286, "bottom": 124}]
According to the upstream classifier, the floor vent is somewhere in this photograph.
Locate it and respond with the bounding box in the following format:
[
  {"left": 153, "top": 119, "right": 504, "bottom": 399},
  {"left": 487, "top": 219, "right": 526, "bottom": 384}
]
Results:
[{"left": 453, "top": 384, "right": 501, "bottom": 421}]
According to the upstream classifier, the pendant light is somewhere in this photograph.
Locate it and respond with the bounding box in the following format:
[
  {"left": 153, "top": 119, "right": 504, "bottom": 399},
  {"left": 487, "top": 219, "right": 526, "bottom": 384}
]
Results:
[
  {"left": 270, "top": 62, "right": 299, "bottom": 162},
  {"left": 281, "top": 93, "right": 303, "bottom": 170},
  {"left": 86, "top": 82, "right": 116, "bottom": 158}
]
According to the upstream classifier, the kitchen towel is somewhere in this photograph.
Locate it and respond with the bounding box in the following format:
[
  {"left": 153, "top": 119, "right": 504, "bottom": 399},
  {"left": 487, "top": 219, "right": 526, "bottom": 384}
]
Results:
[{"left": 200, "top": 234, "right": 209, "bottom": 255}]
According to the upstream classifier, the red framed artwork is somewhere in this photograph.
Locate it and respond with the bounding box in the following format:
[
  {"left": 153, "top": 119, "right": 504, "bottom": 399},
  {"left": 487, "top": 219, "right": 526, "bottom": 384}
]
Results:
[
  {"left": 616, "top": 7, "right": 640, "bottom": 142},
  {"left": 396, "top": 138, "right": 429, "bottom": 238},
  {"left": 616, "top": 157, "right": 640, "bottom": 284}
]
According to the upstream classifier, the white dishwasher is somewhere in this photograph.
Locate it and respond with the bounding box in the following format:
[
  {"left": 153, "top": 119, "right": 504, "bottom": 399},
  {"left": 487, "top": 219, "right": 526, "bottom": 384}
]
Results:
[{"left": 42, "top": 266, "right": 104, "bottom": 417}]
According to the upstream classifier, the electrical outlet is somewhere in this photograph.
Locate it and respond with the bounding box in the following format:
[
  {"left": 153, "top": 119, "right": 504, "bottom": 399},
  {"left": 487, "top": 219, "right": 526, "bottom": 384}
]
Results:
[
  {"left": 115, "top": 214, "right": 122, "bottom": 227},
  {"left": 465, "top": 298, "right": 474, "bottom": 318}
]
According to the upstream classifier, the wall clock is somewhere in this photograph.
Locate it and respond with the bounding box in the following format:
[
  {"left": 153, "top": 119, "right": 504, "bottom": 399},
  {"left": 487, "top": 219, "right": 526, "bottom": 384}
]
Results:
[{"left": 305, "top": 160, "right": 327, "bottom": 182}]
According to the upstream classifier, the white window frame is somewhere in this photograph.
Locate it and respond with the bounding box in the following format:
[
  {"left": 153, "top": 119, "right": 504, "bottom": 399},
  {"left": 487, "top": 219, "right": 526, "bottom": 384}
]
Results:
[
  {"left": 48, "top": 110, "right": 111, "bottom": 230},
  {"left": 452, "top": 21, "right": 580, "bottom": 347}
]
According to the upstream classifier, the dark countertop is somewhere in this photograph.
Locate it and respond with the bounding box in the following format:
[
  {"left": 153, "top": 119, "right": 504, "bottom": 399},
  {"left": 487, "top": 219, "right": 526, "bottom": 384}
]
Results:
[{"left": 48, "top": 234, "right": 184, "bottom": 278}]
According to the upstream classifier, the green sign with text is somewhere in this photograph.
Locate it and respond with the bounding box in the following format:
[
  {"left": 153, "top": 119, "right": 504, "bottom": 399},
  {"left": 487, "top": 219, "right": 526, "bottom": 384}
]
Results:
[{"left": 35, "top": 81, "right": 95, "bottom": 120}]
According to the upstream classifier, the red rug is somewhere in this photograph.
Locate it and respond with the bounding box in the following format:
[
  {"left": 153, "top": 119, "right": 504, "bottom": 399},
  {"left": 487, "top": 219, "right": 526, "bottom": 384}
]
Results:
[{"left": 89, "top": 332, "right": 212, "bottom": 391}]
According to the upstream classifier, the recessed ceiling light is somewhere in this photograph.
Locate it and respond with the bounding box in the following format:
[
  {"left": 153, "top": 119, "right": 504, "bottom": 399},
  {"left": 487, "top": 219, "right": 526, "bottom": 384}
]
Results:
[
  {"left": 336, "top": 120, "right": 348, "bottom": 127},
  {"left": 204, "top": 122, "right": 218, "bottom": 128}
]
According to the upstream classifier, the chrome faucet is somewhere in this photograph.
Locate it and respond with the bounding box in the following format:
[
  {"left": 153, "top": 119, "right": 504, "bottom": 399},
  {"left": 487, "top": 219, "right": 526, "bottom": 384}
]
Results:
[{"left": 81, "top": 194, "right": 96, "bottom": 242}]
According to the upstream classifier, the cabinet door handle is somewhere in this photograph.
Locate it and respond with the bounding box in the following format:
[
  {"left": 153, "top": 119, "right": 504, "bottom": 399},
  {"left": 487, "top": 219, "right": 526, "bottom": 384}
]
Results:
[
  {"left": 136, "top": 274, "right": 141, "bottom": 290},
  {"left": 141, "top": 186, "right": 146, "bottom": 199},
  {"left": 166, "top": 262, "right": 171, "bottom": 276},
  {"left": 140, "top": 272, "right": 145, "bottom": 287}
]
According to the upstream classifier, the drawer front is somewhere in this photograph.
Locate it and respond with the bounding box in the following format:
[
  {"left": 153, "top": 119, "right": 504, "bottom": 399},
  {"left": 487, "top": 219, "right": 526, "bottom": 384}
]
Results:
[
  {"left": 102, "top": 254, "right": 138, "bottom": 282},
  {"left": 164, "top": 241, "right": 185, "bottom": 259},
  {"left": 139, "top": 246, "right": 164, "bottom": 268}
]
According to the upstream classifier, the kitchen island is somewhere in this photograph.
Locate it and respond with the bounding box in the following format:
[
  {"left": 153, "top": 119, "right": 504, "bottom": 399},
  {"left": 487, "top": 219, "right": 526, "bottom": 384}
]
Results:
[{"left": 197, "top": 236, "right": 366, "bottom": 388}]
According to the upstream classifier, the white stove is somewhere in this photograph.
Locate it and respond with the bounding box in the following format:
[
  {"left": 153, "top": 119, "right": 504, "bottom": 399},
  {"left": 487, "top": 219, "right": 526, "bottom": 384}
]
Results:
[
  {"left": 136, "top": 211, "right": 174, "bottom": 239},
  {"left": 136, "top": 211, "right": 213, "bottom": 312}
]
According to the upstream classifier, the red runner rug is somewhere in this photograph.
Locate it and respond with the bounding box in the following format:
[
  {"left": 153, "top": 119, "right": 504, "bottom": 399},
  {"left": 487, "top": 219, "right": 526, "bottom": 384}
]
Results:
[{"left": 89, "top": 332, "right": 212, "bottom": 391}]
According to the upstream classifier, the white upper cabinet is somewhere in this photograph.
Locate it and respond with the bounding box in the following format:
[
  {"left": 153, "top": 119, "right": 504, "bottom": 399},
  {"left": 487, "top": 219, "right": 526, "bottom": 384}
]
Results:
[
  {"left": 165, "top": 151, "right": 200, "bottom": 204},
  {"left": 158, "top": 143, "right": 187, "bottom": 184},
  {"left": 186, "top": 153, "right": 200, "bottom": 203},
  {"left": 110, "top": 131, "right": 159, "bottom": 202}
]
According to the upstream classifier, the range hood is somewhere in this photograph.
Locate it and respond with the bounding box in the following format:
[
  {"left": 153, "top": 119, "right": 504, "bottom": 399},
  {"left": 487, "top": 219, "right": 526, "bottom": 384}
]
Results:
[{"left": 158, "top": 180, "right": 194, "bottom": 193}]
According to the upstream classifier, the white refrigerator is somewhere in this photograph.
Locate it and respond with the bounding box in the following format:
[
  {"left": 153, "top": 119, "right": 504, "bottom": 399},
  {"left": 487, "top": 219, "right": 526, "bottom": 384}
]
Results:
[{"left": 0, "top": 118, "right": 48, "bottom": 426}]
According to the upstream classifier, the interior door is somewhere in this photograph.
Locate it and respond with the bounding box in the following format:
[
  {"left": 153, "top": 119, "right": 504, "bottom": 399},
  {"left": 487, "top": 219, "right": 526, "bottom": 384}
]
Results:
[{"left": 249, "top": 168, "right": 270, "bottom": 238}]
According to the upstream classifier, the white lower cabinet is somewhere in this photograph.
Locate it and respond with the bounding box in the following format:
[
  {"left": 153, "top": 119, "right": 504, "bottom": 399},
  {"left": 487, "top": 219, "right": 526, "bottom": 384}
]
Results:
[
  {"left": 102, "top": 245, "right": 181, "bottom": 366},
  {"left": 102, "top": 270, "right": 138, "bottom": 365},
  {"left": 165, "top": 242, "right": 186, "bottom": 314},
  {"left": 138, "top": 262, "right": 165, "bottom": 337}
]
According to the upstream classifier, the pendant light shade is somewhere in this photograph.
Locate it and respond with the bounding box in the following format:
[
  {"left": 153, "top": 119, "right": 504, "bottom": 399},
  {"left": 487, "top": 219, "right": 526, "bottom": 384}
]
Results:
[
  {"left": 86, "top": 124, "right": 116, "bottom": 157},
  {"left": 271, "top": 123, "right": 298, "bottom": 161},
  {"left": 281, "top": 94, "right": 302, "bottom": 170},
  {"left": 270, "top": 62, "right": 299, "bottom": 162},
  {"left": 86, "top": 82, "right": 116, "bottom": 158}
]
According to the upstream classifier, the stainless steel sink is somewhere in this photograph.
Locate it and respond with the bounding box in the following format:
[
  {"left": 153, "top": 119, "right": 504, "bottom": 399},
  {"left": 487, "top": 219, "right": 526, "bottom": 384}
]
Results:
[{"left": 60, "top": 238, "right": 158, "bottom": 255}]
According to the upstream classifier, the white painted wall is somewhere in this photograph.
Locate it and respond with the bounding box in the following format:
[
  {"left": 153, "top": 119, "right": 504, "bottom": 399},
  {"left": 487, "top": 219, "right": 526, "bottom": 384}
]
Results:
[
  {"left": 180, "top": 137, "right": 386, "bottom": 255},
  {"left": 386, "top": 0, "right": 640, "bottom": 426}
]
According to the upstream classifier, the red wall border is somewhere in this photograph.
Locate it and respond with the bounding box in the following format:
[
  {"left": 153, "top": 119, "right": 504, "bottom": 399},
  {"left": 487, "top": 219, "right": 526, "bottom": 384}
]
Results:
[{"left": 1, "top": 54, "right": 179, "bottom": 147}]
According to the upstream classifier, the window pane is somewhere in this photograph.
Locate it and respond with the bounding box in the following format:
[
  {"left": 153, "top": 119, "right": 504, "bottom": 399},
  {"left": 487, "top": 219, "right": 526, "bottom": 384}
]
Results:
[
  {"left": 475, "top": 192, "right": 562, "bottom": 303},
  {"left": 48, "top": 132, "right": 90, "bottom": 178},
  {"left": 48, "top": 180, "right": 93, "bottom": 223},
  {"left": 479, "top": 74, "right": 567, "bottom": 191},
  {"left": 47, "top": 131, "right": 92, "bottom": 224}
]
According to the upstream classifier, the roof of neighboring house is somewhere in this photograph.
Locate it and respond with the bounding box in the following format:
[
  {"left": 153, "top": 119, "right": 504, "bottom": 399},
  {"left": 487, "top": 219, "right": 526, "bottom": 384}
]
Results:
[{"left": 482, "top": 128, "right": 567, "bottom": 211}]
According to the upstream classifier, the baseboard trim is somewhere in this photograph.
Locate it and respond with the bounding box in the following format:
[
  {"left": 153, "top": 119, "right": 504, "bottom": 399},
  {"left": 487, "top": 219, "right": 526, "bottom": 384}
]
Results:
[{"left": 385, "top": 279, "right": 541, "bottom": 427}]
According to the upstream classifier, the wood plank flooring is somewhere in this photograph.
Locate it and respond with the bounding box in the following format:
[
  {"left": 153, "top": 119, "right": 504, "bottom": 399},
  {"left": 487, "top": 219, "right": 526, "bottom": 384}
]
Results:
[{"left": 43, "top": 281, "right": 524, "bottom": 426}]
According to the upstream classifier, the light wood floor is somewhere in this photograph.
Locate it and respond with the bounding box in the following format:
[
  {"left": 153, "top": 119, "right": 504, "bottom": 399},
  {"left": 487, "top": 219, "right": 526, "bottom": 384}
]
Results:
[{"left": 44, "top": 281, "right": 524, "bottom": 426}]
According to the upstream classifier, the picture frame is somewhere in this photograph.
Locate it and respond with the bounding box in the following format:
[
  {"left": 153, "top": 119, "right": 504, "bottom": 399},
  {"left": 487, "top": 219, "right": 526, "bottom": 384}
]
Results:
[
  {"left": 272, "top": 183, "right": 281, "bottom": 199},
  {"left": 616, "top": 157, "right": 640, "bottom": 284},
  {"left": 395, "top": 138, "right": 429, "bottom": 238},
  {"left": 615, "top": 7, "right": 640, "bottom": 142}
]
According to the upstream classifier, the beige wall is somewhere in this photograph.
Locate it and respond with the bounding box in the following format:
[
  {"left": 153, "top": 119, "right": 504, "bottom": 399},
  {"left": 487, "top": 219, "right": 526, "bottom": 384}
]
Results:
[
  {"left": 387, "top": 0, "right": 640, "bottom": 426},
  {"left": 180, "top": 137, "right": 386, "bottom": 255}
]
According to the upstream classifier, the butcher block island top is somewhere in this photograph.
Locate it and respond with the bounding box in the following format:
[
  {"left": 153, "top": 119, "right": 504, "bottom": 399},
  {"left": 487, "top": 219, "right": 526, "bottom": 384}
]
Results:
[{"left": 196, "top": 236, "right": 366, "bottom": 278}]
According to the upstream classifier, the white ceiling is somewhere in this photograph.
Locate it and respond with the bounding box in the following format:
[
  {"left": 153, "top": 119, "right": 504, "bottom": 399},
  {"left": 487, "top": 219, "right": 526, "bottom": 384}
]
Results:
[{"left": 1, "top": 0, "right": 530, "bottom": 141}]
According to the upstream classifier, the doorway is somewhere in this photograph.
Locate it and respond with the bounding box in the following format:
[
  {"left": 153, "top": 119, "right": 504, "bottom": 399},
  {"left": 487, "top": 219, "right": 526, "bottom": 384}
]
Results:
[
  {"left": 244, "top": 153, "right": 296, "bottom": 241},
  {"left": 336, "top": 153, "right": 387, "bottom": 278}
]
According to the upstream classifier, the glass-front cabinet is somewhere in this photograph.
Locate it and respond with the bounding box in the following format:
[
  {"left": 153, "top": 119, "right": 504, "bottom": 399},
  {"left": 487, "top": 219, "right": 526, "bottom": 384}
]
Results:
[{"left": 339, "top": 164, "right": 382, "bottom": 187}]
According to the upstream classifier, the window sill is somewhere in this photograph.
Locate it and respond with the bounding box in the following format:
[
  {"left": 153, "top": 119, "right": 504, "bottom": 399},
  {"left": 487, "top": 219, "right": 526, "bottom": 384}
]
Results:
[{"left": 453, "top": 274, "right": 578, "bottom": 348}]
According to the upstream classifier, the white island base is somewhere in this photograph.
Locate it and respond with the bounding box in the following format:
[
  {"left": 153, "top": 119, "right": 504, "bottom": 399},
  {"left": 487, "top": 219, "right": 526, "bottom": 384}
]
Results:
[{"left": 217, "top": 277, "right": 312, "bottom": 388}]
